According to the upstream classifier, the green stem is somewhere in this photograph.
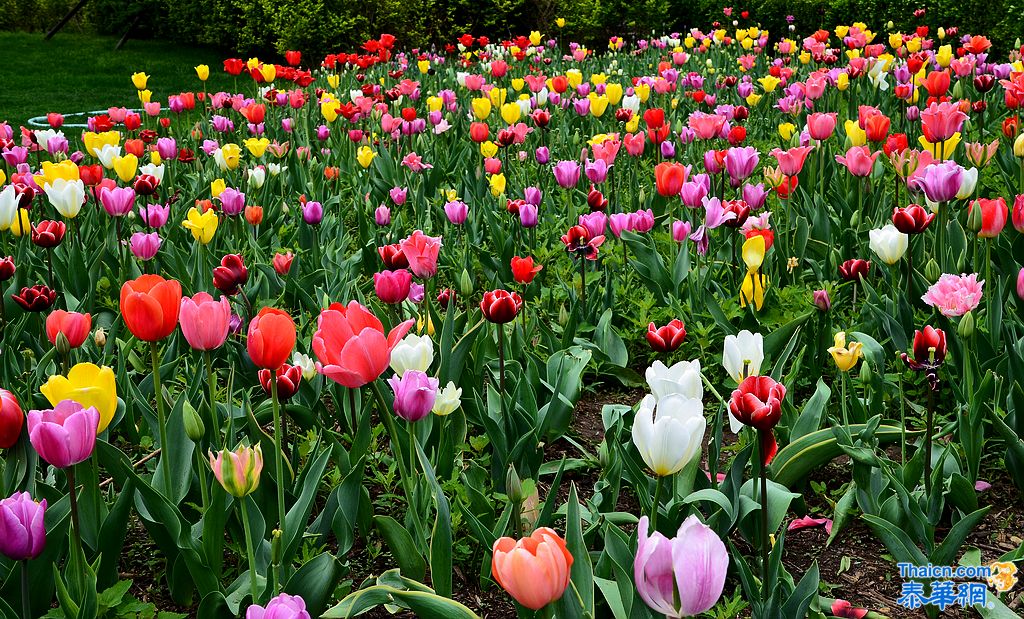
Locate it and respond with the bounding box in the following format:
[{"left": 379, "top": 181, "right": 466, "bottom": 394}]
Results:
[
  {"left": 925, "top": 386, "right": 934, "bottom": 498},
  {"left": 240, "top": 497, "right": 260, "bottom": 604},
  {"left": 650, "top": 475, "right": 663, "bottom": 531},
  {"left": 270, "top": 378, "right": 286, "bottom": 593},
  {"left": 66, "top": 466, "right": 85, "bottom": 594},
  {"left": 150, "top": 342, "right": 171, "bottom": 497},
  {"left": 204, "top": 350, "right": 218, "bottom": 448},
  {"left": 841, "top": 372, "right": 849, "bottom": 427},
  {"left": 21, "top": 560, "right": 30, "bottom": 619},
  {"left": 195, "top": 448, "right": 209, "bottom": 513},
  {"left": 757, "top": 429, "right": 770, "bottom": 590}
]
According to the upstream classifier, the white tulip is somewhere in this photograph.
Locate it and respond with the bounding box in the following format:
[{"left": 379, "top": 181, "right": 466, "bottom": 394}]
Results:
[
  {"left": 621, "top": 93, "right": 641, "bottom": 113},
  {"left": 0, "top": 185, "right": 18, "bottom": 230},
  {"left": 291, "top": 352, "right": 316, "bottom": 381},
  {"left": 869, "top": 224, "right": 909, "bottom": 265},
  {"left": 645, "top": 359, "right": 702, "bottom": 401},
  {"left": 94, "top": 144, "right": 121, "bottom": 169},
  {"left": 722, "top": 330, "right": 763, "bottom": 384},
  {"left": 632, "top": 394, "right": 705, "bottom": 477},
  {"left": 43, "top": 178, "right": 85, "bottom": 218},
  {"left": 956, "top": 167, "right": 978, "bottom": 200},
  {"left": 433, "top": 382, "right": 463, "bottom": 416},
  {"left": 139, "top": 163, "right": 165, "bottom": 184},
  {"left": 248, "top": 166, "right": 266, "bottom": 189},
  {"left": 389, "top": 334, "right": 434, "bottom": 377}
]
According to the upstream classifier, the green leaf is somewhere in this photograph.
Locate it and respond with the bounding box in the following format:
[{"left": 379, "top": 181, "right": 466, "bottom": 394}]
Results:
[
  {"left": 931, "top": 507, "right": 991, "bottom": 566},
  {"left": 563, "top": 483, "right": 594, "bottom": 616},
  {"left": 374, "top": 516, "right": 426, "bottom": 582},
  {"left": 790, "top": 379, "right": 831, "bottom": 441},
  {"left": 284, "top": 552, "right": 339, "bottom": 617},
  {"left": 415, "top": 441, "right": 453, "bottom": 598},
  {"left": 860, "top": 514, "right": 928, "bottom": 565},
  {"left": 594, "top": 577, "right": 628, "bottom": 619},
  {"left": 322, "top": 584, "right": 480, "bottom": 618},
  {"left": 769, "top": 425, "right": 917, "bottom": 488}
]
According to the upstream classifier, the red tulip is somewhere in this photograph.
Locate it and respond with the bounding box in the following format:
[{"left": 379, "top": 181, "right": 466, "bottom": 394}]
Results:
[
  {"left": 31, "top": 220, "right": 66, "bottom": 248},
  {"left": 892, "top": 205, "right": 935, "bottom": 234},
  {"left": 0, "top": 257, "right": 14, "bottom": 281},
  {"left": 0, "top": 389, "right": 23, "bottom": 449},
  {"left": 247, "top": 307, "right": 296, "bottom": 370},
  {"left": 12, "top": 285, "right": 56, "bottom": 313},
  {"left": 654, "top": 162, "right": 688, "bottom": 197},
  {"left": 729, "top": 375, "right": 786, "bottom": 464},
  {"left": 120, "top": 275, "right": 182, "bottom": 341},
  {"left": 259, "top": 364, "right": 302, "bottom": 401},
  {"left": 646, "top": 319, "right": 686, "bottom": 352},
  {"left": 480, "top": 289, "right": 523, "bottom": 324},
  {"left": 902, "top": 326, "right": 947, "bottom": 371},
  {"left": 968, "top": 197, "right": 1008, "bottom": 238},
  {"left": 213, "top": 254, "right": 249, "bottom": 296},
  {"left": 378, "top": 243, "right": 409, "bottom": 270},
  {"left": 45, "top": 310, "right": 92, "bottom": 349},
  {"left": 838, "top": 259, "right": 871, "bottom": 281},
  {"left": 510, "top": 256, "right": 543, "bottom": 284},
  {"left": 374, "top": 269, "right": 413, "bottom": 304},
  {"left": 312, "top": 301, "right": 414, "bottom": 388},
  {"left": 273, "top": 252, "right": 294, "bottom": 275}
]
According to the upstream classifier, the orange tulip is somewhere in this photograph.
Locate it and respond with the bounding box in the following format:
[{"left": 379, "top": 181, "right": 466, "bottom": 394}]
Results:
[
  {"left": 247, "top": 307, "right": 296, "bottom": 369},
  {"left": 120, "top": 275, "right": 182, "bottom": 342},
  {"left": 492, "top": 527, "right": 573, "bottom": 610},
  {"left": 654, "top": 162, "right": 688, "bottom": 197}
]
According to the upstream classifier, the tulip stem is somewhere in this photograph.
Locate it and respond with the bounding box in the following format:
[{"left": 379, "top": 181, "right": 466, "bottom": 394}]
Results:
[
  {"left": 650, "top": 475, "right": 663, "bottom": 531},
  {"left": 239, "top": 497, "right": 260, "bottom": 605},
  {"left": 21, "top": 560, "right": 30, "bottom": 619},
  {"left": 204, "top": 351, "right": 218, "bottom": 448},
  {"left": 270, "top": 378, "right": 286, "bottom": 593},
  {"left": 66, "top": 466, "right": 85, "bottom": 594},
  {"left": 150, "top": 343, "right": 171, "bottom": 498},
  {"left": 757, "top": 429, "right": 770, "bottom": 590},
  {"left": 924, "top": 385, "right": 934, "bottom": 498},
  {"left": 497, "top": 325, "right": 507, "bottom": 420}
]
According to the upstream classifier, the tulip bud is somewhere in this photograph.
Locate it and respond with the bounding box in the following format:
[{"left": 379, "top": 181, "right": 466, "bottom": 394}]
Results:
[
  {"left": 558, "top": 303, "right": 569, "bottom": 325},
  {"left": 1017, "top": 267, "right": 1024, "bottom": 301},
  {"left": 924, "top": 258, "right": 941, "bottom": 283},
  {"left": 850, "top": 211, "right": 860, "bottom": 228},
  {"left": 271, "top": 529, "right": 283, "bottom": 565},
  {"left": 55, "top": 332, "right": 71, "bottom": 357},
  {"left": 967, "top": 201, "right": 984, "bottom": 232},
  {"left": 958, "top": 310, "right": 975, "bottom": 338},
  {"left": 183, "top": 400, "right": 205, "bottom": 442},
  {"left": 93, "top": 328, "right": 107, "bottom": 347},
  {"left": 597, "top": 441, "right": 610, "bottom": 469},
  {"left": 858, "top": 358, "right": 873, "bottom": 385},
  {"left": 506, "top": 464, "right": 524, "bottom": 503},
  {"left": 459, "top": 268, "right": 473, "bottom": 298}
]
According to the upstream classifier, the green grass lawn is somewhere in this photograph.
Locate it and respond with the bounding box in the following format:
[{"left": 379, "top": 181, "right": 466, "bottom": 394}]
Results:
[{"left": 0, "top": 31, "right": 237, "bottom": 129}]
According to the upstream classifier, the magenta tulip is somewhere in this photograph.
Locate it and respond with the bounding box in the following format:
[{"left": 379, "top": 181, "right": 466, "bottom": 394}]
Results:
[
  {"left": 387, "top": 370, "right": 439, "bottom": 422},
  {"left": 27, "top": 400, "right": 99, "bottom": 468},
  {"left": 634, "top": 515, "right": 728, "bottom": 617},
  {"left": 0, "top": 492, "right": 47, "bottom": 561},
  {"left": 374, "top": 269, "right": 413, "bottom": 304}
]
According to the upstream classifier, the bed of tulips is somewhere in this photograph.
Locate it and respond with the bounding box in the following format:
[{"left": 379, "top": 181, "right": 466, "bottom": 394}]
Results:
[{"left": 2, "top": 12, "right": 1024, "bottom": 619}]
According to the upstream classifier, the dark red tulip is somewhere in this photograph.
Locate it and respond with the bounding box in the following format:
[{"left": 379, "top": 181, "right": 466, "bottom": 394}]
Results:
[
  {"left": 892, "top": 205, "right": 935, "bottom": 234},
  {"left": 133, "top": 174, "right": 159, "bottom": 196},
  {"left": 378, "top": 244, "right": 409, "bottom": 270},
  {"left": 12, "top": 285, "right": 56, "bottom": 312},
  {"left": 839, "top": 259, "right": 871, "bottom": 281},
  {"left": 646, "top": 319, "right": 686, "bottom": 352},
  {"left": 480, "top": 289, "right": 522, "bottom": 324},
  {"left": 0, "top": 257, "right": 15, "bottom": 281},
  {"left": 902, "top": 326, "right": 947, "bottom": 371},
  {"left": 259, "top": 364, "right": 302, "bottom": 401},
  {"left": 31, "top": 220, "right": 66, "bottom": 248},
  {"left": 213, "top": 254, "right": 248, "bottom": 296}
]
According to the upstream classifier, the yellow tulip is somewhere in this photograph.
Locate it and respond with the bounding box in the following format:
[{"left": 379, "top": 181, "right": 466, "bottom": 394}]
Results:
[
  {"left": 489, "top": 173, "right": 506, "bottom": 197},
  {"left": 634, "top": 82, "right": 651, "bottom": 102},
  {"left": 195, "top": 65, "right": 210, "bottom": 81},
  {"left": 834, "top": 25, "right": 850, "bottom": 38},
  {"left": 327, "top": 74, "right": 340, "bottom": 89},
  {"left": 471, "top": 97, "right": 492, "bottom": 120},
  {"left": 741, "top": 37, "right": 753, "bottom": 50},
  {"left": 417, "top": 59, "right": 430, "bottom": 74},
  {"left": 589, "top": 93, "right": 609, "bottom": 117},
  {"left": 138, "top": 89, "right": 152, "bottom": 104},
  {"left": 935, "top": 44, "right": 952, "bottom": 68},
  {"left": 220, "top": 143, "right": 241, "bottom": 170},
  {"left": 211, "top": 178, "right": 226, "bottom": 198},
  {"left": 500, "top": 102, "right": 521, "bottom": 124},
  {"left": 480, "top": 140, "right": 499, "bottom": 158},
  {"left": 112, "top": 154, "right": 139, "bottom": 183},
  {"left": 919, "top": 132, "right": 961, "bottom": 160},
  {"left": 9, "top": 209, "right": 30, "bottom": 237},
  {"left": 426, "top": 96, "right": 443, "bottom": 112},
  {"left": 590, "top": 72, "right": 608, "bottom": 85},
  {"left": 684, "top": 35, "right": 696, "bottom": 49},
  {"left": 182, "top": 206, "right": 218, "bottom": 244},
  {"left": 529, "top": 31, "right": 542, "bottom": 46},
  {"left": 488, "top": 87, "right": 507, "bottom": 108},
  {"left": 357, "top": 146, "right": 377, "bottom": 169},
  {"left": 907, "top": 38, "right": 921, "bottom": 53},
  {"left": 0, "top": 170, "right": 5, "bottom": 186},
  {"left": 260, "top": 64, "right": 276, "bottom": 82},
  {"left": 758, "top": 75, "right": 781, "bottom": 93},
  {"left": 625, "top": 116, "right": 640, "bottom": 133},
  {"left": 131, "top": 72, "right": 149, "bottom": 89},
  {"left": 150, "top": 151, "right": 162, "bottom": 165},
  {"left": 605, "top": 83, "right": 623, "bottom": 105},
  {"left": 566, "top": 69, "right": 583, "bottom": 89},
  {"left": 827, "top": 332, "right": 863, "bottom": 372},
  {"left": 246, "top": 57, "right": 260, "bottom": 70},
  {"left": 888, "top": 33, "right": 904, "bottom": 49},
  {"left": 244, "top": 137, "right": 270, "bottom": 158},
  {"left": 41, "top": 363, "right": 118, "bottom": 433},
  {"left": 556, "top": 17, "right": 565, "bottom": 28},
  {"left": 745, "top": 93, "right": 762, "bottom": 107},
  {"left": 511, "top": 78, "right": 524, "bottom": 91},
  {"left": 799, "top": 51, "right": 811, "bottom": 65},
  {"left": 778, "top": 123, "right": 796, "bottom": 141},
  {"left": 837, "top": 72, "right": 850, "bottom": 91},
  {"left": 82, "top": 131, "right": 120, "bottom": 158},
  {"left": 844, "top": 119, "right": 867, "bottom": 147},
  {"left": 34, "top": 160, "right": 80, "bottom": 188},
  {"left": 742, "top": 235, "right": 766, "bottom": 271}
]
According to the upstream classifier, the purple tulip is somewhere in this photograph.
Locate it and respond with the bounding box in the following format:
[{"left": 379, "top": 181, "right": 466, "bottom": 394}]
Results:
[
  {"left": 0, "top": 492, "right": 47, "bottom": 561},
  {"left": 389, "top": 186, "right": 408, "bottom": 206},
  {"left": 916, "top": 161, "right": 963, "bottom": 203},
  {"left": 246, "top": 593, "right": 311, "bottom": 619},
  {"left": 552, "top": 160, "right": 581, "bottom": 188},
  {"left": 387, "top": 370, "right": 439, "bottom": 422},
  {"left": 211, "top": 115, "right": 234, "bottom": 133},
  {"left": 302, "top": 201, "right": 323, "bottom": 225},
  {"left": 99, "top": 186, "right": 136, "bottom": 217},
  {"left": 660, "top": 140, "right": 676, "bottom": 159},
  {"left": 634, "top": 515, "right": 728, "bottom": 617},
  {"left": 523, "top": 186, "right": 542, "bottom": 206},
  {"left": 138, "top": 203, "right": 170, "bottom": 228},
  {"left": 375, "top": 205, "right": 391, "bottom": 226},
  {"left": 281, "top": 118, "right": 294, "bottom": 133},
  {"left": 631, "top": 209, "right": 655, "bottom": 233},
  {"left": 585, "top": 159, "right": 609, "bottom": 184},
  {"left": 27, "top": 400, "right": 99, "bottom": 469},
  {"left": 156, "top": 137, "right": 177, "bottom": 160},
  {"left": 703, "top": 150, "right": 724, "bottom": 174},
  {"left": 671, "top": 220, "right": 692, "bottom": 242},
  {"left": 742, "top": 183, "right": 768, "bottom": 210},
  {"left": 47, "top": 135, "right": 68, "bottom": 155},
  {"left": 444, "top": 200, "right": 468, "bottom": 225},
  {"left": 130, "top": 232, "right": 162, "bottom": 261},
  {"left": 578, "top": 212, "right": 608, "bottom": 238},
  {"left": 725, "top": 146, "right": 759, "bottom": 187},
  {"left": 316, "top": 125, "right": 330, "bottom": 141},
  {"left": 535, "top": 147, "right": 550, "bottom": 164},
  {"left": 609, "top": 213, "right": 633, "bottom": 238},
  {"left": 680, "top": 179, "right": 709, "bottom": 209},
  {"left": 219, "top": 187, "right": 246, "bottom": 217},
  {"left": 407, "top": 282, "right": 425, "bottom": 304},
  {"left": 813, "top": 288, "right": 832, "bottom": 311},
  {"left": 519, "top": 203, "right": 539, "bottom": 228}
]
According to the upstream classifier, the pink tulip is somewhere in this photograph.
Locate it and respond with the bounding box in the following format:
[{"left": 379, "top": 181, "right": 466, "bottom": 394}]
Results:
[
  {"left": 806, "top": 112, "right": 838, "bottom": 140},
  {"left": 724, "top": 146, "right": 759, "bottom": 186},
  {"left": 99, "top": 186, "right": 136, "bottom": 217},
  {"left": 373, "top": 269, "right": 412, "bottom": 304},
  {"left": 387, "top": 370, "right": 438, "bottom": 422},
  {"left": 399, "top": 230, "right": 442, "bottom": 279},
  {"left": 130, "top": 232, "right": 161, "bottom": 261},
  {"left": 312, "top": 301, "right": 414, "bottom": 388},
  {"left": 770, "top": 146, "right": 813, "bottom": 177},
  {"left": 0, "top": 492, "right": 47, "bottom": 561},
  {"left": 179, "top": 292, "right": 231, "bottom": 351},
  {"left": 835, "top": 146, "right": 879, "bottom": 177},
  {"left": 634, "top": 515, "right": 728, "bottom": 617},
  {"left": 27, "top": 400, "right": 99, "bottom": 468},
  {"left": 922, "top": 273, "right": 984, "bottom": 317}
]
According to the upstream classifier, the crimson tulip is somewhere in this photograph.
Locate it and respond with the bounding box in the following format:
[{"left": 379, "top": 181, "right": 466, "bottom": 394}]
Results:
[
  {"left": 247, "top": 307, "right": 296, "bottom": 370},
  {"left": 646, "top": 320, "right": 686, "bottom": 352},
  {"left": 480, "top": 290, "right": 522, "bottom": 324}
]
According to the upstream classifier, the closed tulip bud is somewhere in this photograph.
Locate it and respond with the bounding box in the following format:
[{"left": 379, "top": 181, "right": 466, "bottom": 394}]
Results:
[
  {"left": 93, "top": 328, "right": 107, "bottom": 347},
  {"left": 859, "top": 358, "right": 873, "bottom": 384},
  {"left": 182, "top": 400, "right": 205, "bottom": 443},
  {"left": 1016, "top": 134, "right": 1024, "bottom": 158},
  {"left": 459, "top": 268, "right": 474, "bottom": 298},
  {"left": 924, "top": 258, "right": 941, "bottom": 282},
  {"left": 967, "top": 200, "right": 984, "bottom": 232},
  {"left": 506, "top": 464, "right": 524, "bottom": 503},
  {"left": 55, "top": 332, "right": 71, "bottom": 357},
  {"left": 958, "top": 310, "right": 975, "bottom": 338},
  {"left": 209, "top": 444, "right": 263, "bottom": 497}
]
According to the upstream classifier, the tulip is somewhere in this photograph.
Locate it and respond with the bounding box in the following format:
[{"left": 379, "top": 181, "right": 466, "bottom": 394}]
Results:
[
  {"left": 634, "top": 515, "right": 728, "bottom": 617},
  {"left": 806, "top": 112, "right": 838, "bottom": 140},
  {"left": 724, "top": 146, "right": 759, "bottom": 186},
  {"left": 838, "top": 259, "right": 871, "bottom": 281},
  {"left": 632, "top": 394, "right": 705, "bottom": 476},
  {"left": 27, "top": 400, "right": 99, "bottom": 468},
  {"left": 389, "top": 334, "right": 434, "bottom": 377},
  {"left": 388, "top": 370, "right": 439, "bottom": 422},
  {"left": 31, "top": 220, "right": 66, "bottom": 248},
  {"left": 247, "top": 307, "right": 296, "bottom": 369},
  {"left": 0, "top": 389, "right": 24, "bottom": 449},
  {"left": 835, "top": 146, "right": 879, "bottom": 177},
  {"left": 246, "top": 593, "right": 311, "bottom": 619},
  {"left": 510, "top": 255, "right": 543, "bottom": 284},
  {"left": 374, "top": 205, "right": 391, "bottom": 226},
  {"left": 828, "top": 332, "right": 863, "bottom": 372},
  {"left": 654, "top": 162, "right": 688, "bottom": 196},
  {"left": 813, "top": 289, "right": 832, "bottom": 312},
  {"left": 120, "top": 275, "right": 181, "bottom": 342},
  {"left": 12, "top": 285, "right": 56, "bottom": 312},
  {"left": 956, "top": 167, "right": 978, "bottom": 200},
  {"left": 729, "top": 375, "right": 785, "bottom": 432},
  {"left": 302, "top": 200, "right": 323, "bottom": 225},
  {"left": 1018, "top": 267, "right": 1024, "bottom": 301},
  {"left": 552, "top": 160, "right": 581, "bottom": 188},
  {"left": 444, "top": 200, "right": 468, "bottom": 225},
  {"left": 722, "top": 330, "right": 764, "bottom": 383},
  {"left": 182, "top": 206, "right": 219, "bottom": 244},
  {"left": 218, "top": 187, "right": 246, "bottom": 217},
  {"left": 892, "top": 205, "right": 934, "bottom": 234},
  {"left": 374, "top": 269, "right": 413, "bottom": 304},
  {"left": 209, "top": 444, "right": 263, "bottom": 497},
  {"left": 968, "top": 198, "right": 1008, "bottom": 238},
  {"left": 916, "top": 161, "right": 963, "bottom": 203},
  {"left": 259, "top": 365, "right": 303, "bottom": 401},
  {"left": 480, "top": 289, "right": 523, "bottom": 323},
  {"left": 646, "top": 320, "right": 686, "bottom": 352},
  {"left": 770, "top": 146, "right": 813, "bottom": 177},
  {"left": 39, "top": 363, "right": 117, "bottom": 433},
  {"left": 213, "top": 253, "right": 249, "bottom": 296},
  {"left": 921, "top": 101, "right": 968, "bottom": 143},
  {"left": 922, "top": 273, "right": 983, "bottom": 317},
  {"left": 180, "top": 292, "right": 231, "bottom": 351},
  {"left": 432, "top": 382, "right": 463, "bottom": 416},
  {"left": 868, "top": 224, "right": 909, "bottom": 264},
  {"left": 0, "top": 492, "right": 47, "bottom": 561},
  {"left": 645, "top": 359, "right": 702, "bottom": 401},
  {"left": 129, "top": 232, "right": 161, "bottom": 260},
  {"left": 45, "top": 310, "right": 91, "bottom": 350},
  {"left": 43, "top": 178, "right": 85, "bottom": 218},
  {"left": 273, "top": 252, "right": 294, "bottom": 275},
  {"left": 138, "top": 203, "right": 169, "bottom": 228},
  {"left": 312, "top": 301, "right": 415, "bottom": 388},
  {"left": 399, "top": 230, "right": 442, "bottom": 279},
  {"left": 492, "top": 528, "right": 573, "bottom": 610}
]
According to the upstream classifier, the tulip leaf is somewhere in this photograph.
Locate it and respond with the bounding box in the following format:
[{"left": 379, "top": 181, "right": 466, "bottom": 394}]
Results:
[
  {"left": 860, "top": 514, "right": 928, "bottom": 565},
  {"left": 282, "top": 447, "right": 331, "bottom": 568},
  {"left": 284, "top": 552, "right": 339, "bottom": 617},
  {"left": 415, "top": 440, "right": 453, "bottom": 598},
  {"left": 563, "top": 483, "right": 595, "bottom": 616},
  {"left": 683, "top": 488, "right": 735, "bottom": 521},
  {"left": 96, "top": 476, "right": 135, "bottom": 589},
  {"left": 322, "top": 579, "right": 480, "bottom": 619},
  {"left": 790, "top": 378, "right": 831, "bottom": 441},
  {"left": 781, "top": 560, "right": 819, "bottom": 619},
  {"left": 374, "top": 516, "right": 426, "bottom": 582},
  {"left": 594, "top": 576, "right": 629, "bottom": 619},
  {"left": 769, "top": 424, "right": 918, "bottom": 488}
]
